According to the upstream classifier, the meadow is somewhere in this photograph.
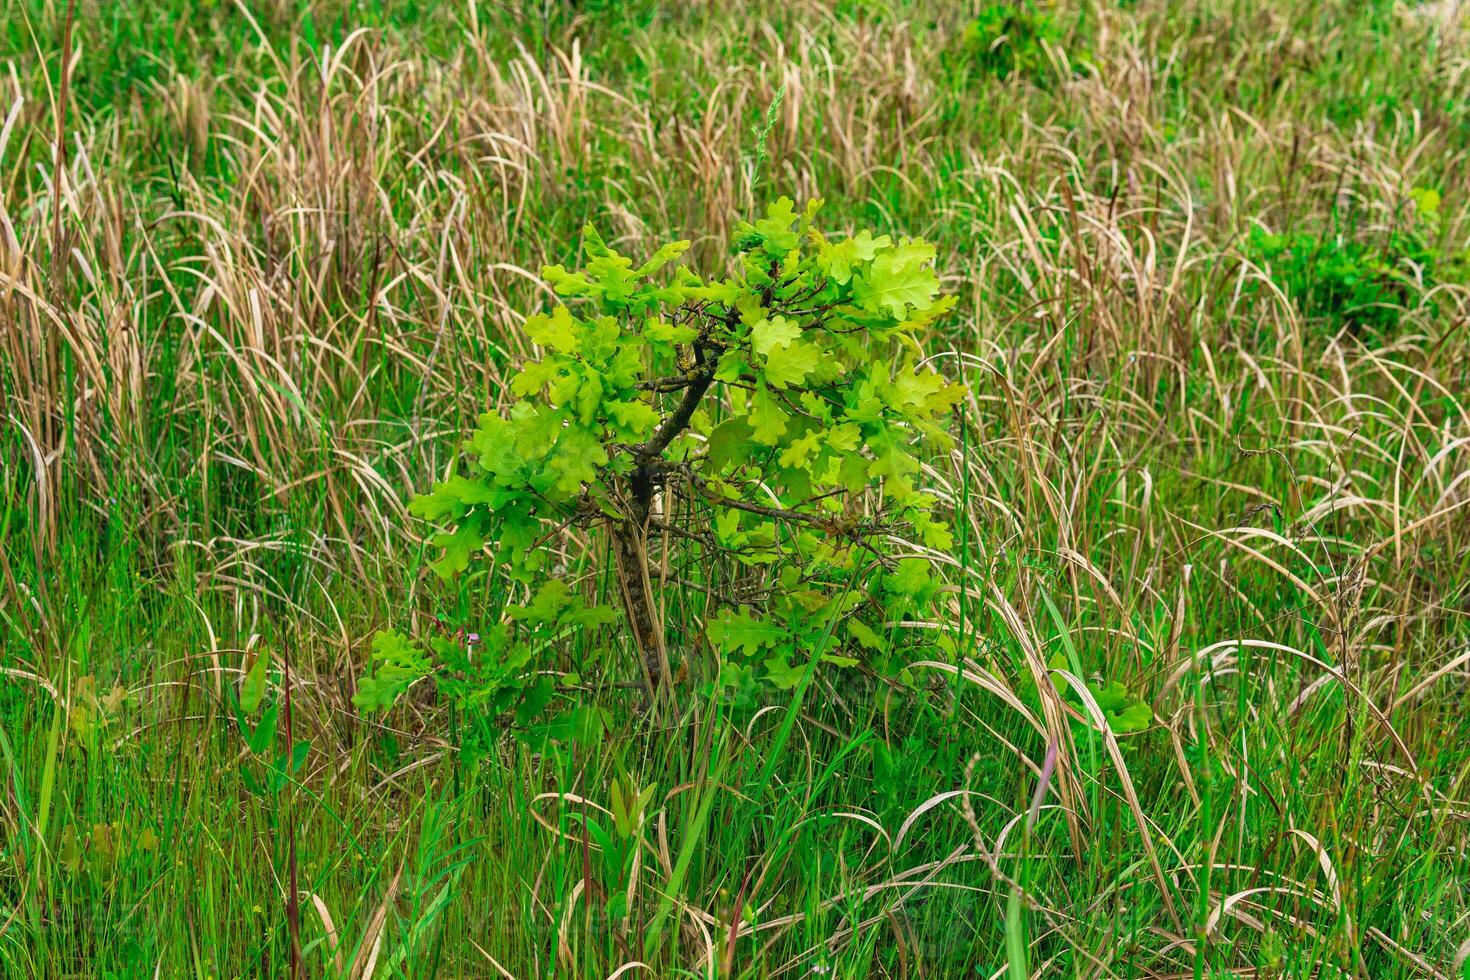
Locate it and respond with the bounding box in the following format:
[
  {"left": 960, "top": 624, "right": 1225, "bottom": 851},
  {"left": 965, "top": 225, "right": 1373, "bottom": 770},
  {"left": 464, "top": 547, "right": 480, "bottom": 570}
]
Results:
[{"left": 2, "top": 0, "right": 1469, "bottom": 976}]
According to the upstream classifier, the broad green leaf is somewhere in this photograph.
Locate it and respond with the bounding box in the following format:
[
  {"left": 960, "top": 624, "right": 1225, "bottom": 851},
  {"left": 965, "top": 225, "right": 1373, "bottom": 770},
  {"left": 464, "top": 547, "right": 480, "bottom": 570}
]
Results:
[
  {"left": 751, "top": 315, "right": 801, "bottom": 357},
  {"left": 429, "top": 519, "right": 485, "bottom": 580},
  {"left": 763, "top": 655, "right": 805, "bottom": 689},
  {"left": 1092, "top": 680, "right": 1153, "bottom": 733},
  {"left": 763, "top": 339, "right": 820, "bottom": 389},
  {"left": 1410, "top": 186, "right": 1441, "bottom": 217},
  {"left": 240, "top": 649, "right": 270, "bottom": 716},
  {"left": 508, "top": 579, "right": 573, "bottom": 624},
  {"left": 510, "top": 358, "right": 560, "bottom": 398},
  {"left": 644, "top": 318, "right": 698, "bottom": 345},
  {"left": 1106, "top": 700, "right": 1153, "bottom": 734},
  {"left": 889, "top": 365, "right": 955, "bottom": 414},
  {"left": 707, "top": 609, "right": 786, "bottom": 658},
  {"left": 633, "top": 240, "right": 691, "bottom": 276},
  {"left": 706, "top": 417, "right": 759, "bottom": 472},
  {"left": 886, "top": 558, "right": 935, "bottom": 599},
  {"left": 847, "top": 619, "right": 886, "bottom": 652},
  {"left": 525, "top": 306, "right": 580, "bottom": 353},
  {"left": 608, "top": 400, "right": 660, "bottom": 439},
  {"left": 749, "top": 386, "right": 789, "bottom": 444},
  {"left": 778, "top": 430, "right": 822, "bottom": 469},
  {"left": 59, "top": 826, "right": 84, "bottom": 873},
  {"left": 353, "top": 631, "right": 430, "bottom": 713},
  {"left": 715, "top": 350, "right": 750, "bottom": 383},
  {"left": 749, "top": 197, "right": 800, "bottom": 255},
  {"left": 818, "top": 229, "right": 892, "bottom": 284},
  {"left": 853, "top": 240, "right": 940, "bottom": 319}
]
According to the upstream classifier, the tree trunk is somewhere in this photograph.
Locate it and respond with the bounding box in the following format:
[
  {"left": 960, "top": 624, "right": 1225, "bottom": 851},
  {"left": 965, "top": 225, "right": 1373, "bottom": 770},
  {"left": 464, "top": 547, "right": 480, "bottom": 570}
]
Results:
[
  {"left": 614, "top": 361, "right": 716, "bottom": 704},
  {"left": 612, "top": 485, "right": 670, "bottom": 704}
]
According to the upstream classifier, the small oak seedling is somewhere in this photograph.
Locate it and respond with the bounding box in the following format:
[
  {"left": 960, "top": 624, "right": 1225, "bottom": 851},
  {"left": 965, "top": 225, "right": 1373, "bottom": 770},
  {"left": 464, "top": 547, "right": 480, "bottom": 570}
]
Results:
[{"left": 357, "top": 199, "right": 960, "bottom": 724}]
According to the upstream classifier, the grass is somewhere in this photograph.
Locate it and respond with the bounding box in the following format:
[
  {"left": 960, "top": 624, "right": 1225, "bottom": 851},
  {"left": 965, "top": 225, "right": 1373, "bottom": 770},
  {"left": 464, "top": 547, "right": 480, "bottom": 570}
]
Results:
[{"left": 2, "top": 0, "right": 1470, "bottom": 975}]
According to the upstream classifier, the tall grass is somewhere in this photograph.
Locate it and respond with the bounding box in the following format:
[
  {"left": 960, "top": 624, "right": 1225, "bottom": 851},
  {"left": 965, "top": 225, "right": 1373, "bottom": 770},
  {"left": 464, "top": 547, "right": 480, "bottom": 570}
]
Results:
[{"left": 2, "top": 0, "right": 1469, "bottom": 975}]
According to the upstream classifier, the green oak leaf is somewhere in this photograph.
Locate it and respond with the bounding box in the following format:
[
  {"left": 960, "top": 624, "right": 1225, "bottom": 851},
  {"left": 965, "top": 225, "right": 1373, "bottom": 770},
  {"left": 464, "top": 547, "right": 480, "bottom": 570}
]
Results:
[
  {"left": 749, "top": 385, "right": 790, "bottom": 444},
  {"left": 763, "top": 654, "right": 805, "bottom": 690},
  {"left": 525, "top": 306, "right": 580, "bottom": 353},
  {"left": 706, "top": 417, "right": 760, "bottom": 472},
  {"left": 508, "top": 579, "right": 573, "bottom": 624},
  {"left": 608, "top": 400, "right": 660, "bottom": 439},
  {"left": 707, "top": 609, "right": 786, "bottom": 658},
  {"left": 853, "top": 241, "right": 939, "bottom": 319},
  {"left": 429, "top": 519, "right": 485, "bottom": 580},
  {"left": 751, "top": 315, "right": 801, "bottom": 357},
  {"left": 819, "top": 229, "right": 892, "bottom": 285},
  {"left": 353, "top": 630, "right": 431, "bottom": 713},
  {"left": 763, "top": 339, "right": 820, "bottom": 389},
  {"left": 644, "top": 318, "right": 698, "bottom": 345}
]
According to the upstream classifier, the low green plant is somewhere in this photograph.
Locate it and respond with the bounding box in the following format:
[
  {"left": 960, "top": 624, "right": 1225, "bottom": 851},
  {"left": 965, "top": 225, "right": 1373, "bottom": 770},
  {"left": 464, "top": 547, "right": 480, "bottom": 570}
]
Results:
[
  {"left": 1244, "top": 195, "right": 1451, "bottom": 334},
  {"left": 230, "top": 649, "right": 312, "bottom": 796},
  {"left": 357, "top": 198, "right": 961, "bottom": 726},
  {"left": 1047, "top": 653, "right": 1152, "bottom": 734},
  {"left": 961, "top": 3, "right": 1085, "bottom": 83}
]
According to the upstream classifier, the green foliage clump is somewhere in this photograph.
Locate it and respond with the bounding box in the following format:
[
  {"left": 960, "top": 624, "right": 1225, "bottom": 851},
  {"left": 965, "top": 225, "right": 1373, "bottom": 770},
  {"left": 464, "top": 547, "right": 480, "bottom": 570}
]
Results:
[
  {"left": 352, "top": 581, "right": 617, "bottom": 753},
  {"left": 961, "top": 3, "right": 1085, "bottom": 83},
  {"left": 1048, "top": 654, "right": 1152, "bottom": 734},
  {"left": 359, "top": 198, "right": 961, "bottom": 725},
  {"left": 1245, "top": 191, "right": 1453, "bottom": 334}
]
